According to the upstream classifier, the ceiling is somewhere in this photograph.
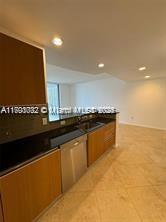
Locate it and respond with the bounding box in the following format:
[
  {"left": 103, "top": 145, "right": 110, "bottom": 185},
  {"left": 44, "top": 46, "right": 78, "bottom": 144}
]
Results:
[
  {"left": 46, "top": 64, "right": 112, "bottom": 84},
  {"left": 0, "top": 0, "right": 166, "bottom": 81}
]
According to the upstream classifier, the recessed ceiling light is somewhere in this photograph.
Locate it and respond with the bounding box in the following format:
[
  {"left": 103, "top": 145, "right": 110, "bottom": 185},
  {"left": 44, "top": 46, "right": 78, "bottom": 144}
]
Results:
[
  {"left": 145, "top": 75, "right": 150, "bottom": 79},
  {"left": 52, "top": 37, "right": 63, "bottom": 46},
  {"left": 139, "top": 66, "right": 146, "bottom": 71},
  {"left": 98, "top": 63, "right": 104, "bottom": 68}
]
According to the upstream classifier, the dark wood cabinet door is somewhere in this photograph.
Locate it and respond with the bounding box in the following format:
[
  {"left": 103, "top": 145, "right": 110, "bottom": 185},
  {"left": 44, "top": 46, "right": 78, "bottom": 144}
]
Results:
[
  {"left": 0, "top": 33, "right": 46, "bottom": 105},
  {"left": 0, "top": 195, "right": 4, "bottom": 222}
]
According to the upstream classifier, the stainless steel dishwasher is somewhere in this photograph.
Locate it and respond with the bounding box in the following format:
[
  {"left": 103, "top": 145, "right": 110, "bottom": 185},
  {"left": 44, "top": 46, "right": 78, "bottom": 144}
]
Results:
[{"left": 60, "top": 134, "right": 87, "bottom": 192}]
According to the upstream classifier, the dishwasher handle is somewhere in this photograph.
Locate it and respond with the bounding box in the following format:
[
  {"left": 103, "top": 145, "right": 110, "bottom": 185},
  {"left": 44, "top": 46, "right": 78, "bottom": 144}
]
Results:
[
  {"left": 73, "top": 141, "right": 80, "bottom": 146},
  {"left": 60, "top": 135, "right": 87, "bottom": 150},
  {"left": 61, "top": 141, "right": 80, "bottom": 151}
]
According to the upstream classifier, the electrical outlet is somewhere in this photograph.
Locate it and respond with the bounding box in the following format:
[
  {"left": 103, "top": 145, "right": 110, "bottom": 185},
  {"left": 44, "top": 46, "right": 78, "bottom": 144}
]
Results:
[
  {"left": 60, "top": 120, "right": 66, "bottom": 126},
  {"left": 42, "top": 118, "right": 48, "bottom": 125}
]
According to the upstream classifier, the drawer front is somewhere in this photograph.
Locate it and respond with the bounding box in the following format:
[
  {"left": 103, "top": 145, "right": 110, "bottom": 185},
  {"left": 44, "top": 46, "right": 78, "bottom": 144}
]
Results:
[
  {"left": 104, "top": 122, "right": 115, "bottom": 150},
  {"left": 104, "top": 122, "right": 115, "bottom": 138},
  {"left": 104, "top": 132, "right": 115, "bottom": 141},
  {"left": 104, "top": 135, "right": 115, "bottom": 150}
]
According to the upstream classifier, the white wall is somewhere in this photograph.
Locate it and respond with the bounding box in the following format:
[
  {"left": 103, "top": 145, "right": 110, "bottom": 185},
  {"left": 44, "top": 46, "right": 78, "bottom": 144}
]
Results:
[
  {"left": 46, "top": 63, "right": 166, "bottom": 130},
  {"left": 122, "top": 78, "right": 166, "bottom": 130},
  {"left": 46, "top": 63, "right": 111, "bottom": 108},
  {"left": 71, "top": 77, "right": 166, "bottom": 130},
  {"left": 59, "top": 84, "right": 71, "bottom": 107},
  {"left": 70, "top": 77, "right": 126, "bottom": 118}
]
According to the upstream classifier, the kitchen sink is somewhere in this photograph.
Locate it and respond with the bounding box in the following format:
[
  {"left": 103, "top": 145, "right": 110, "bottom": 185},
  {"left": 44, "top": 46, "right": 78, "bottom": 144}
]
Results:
[
  {"left": 96, "top": 118, "right": 115, "bottom": 124},
  {"left": 77, "top": 121, "right": 104, "bottom": 132}
]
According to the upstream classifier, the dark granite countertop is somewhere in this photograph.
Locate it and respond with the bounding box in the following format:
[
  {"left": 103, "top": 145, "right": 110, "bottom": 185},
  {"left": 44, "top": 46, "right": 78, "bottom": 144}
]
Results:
[
  {"left": 49, "top": 111, "right": 119, "bottom": 122},
  {"left": 0, "top": 125, "right": 86, "bottom": 176},
  {"left": 0, "top": 116, "right": 116, "bottom": 177}
]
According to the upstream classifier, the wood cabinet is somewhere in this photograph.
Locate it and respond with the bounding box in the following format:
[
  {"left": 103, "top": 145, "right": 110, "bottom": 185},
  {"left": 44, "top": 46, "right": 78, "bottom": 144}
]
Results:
[
  {"left": 103, "top": 121, "right": 115, "bottom": 151},
  {"left": 0, "top": 149, "right": 62, "bottom": 222},
  {"left": 88, "top": 121, "right": 116, "bottom": 166},
  {"left": 0, "top": 32, "right": 46, "bottom": 105},
  {"left": 88, "top": 127, "right": 104, "bottom": 166},
  {"left": 0, "top": 195, "right": 4, "bottom": 222}
]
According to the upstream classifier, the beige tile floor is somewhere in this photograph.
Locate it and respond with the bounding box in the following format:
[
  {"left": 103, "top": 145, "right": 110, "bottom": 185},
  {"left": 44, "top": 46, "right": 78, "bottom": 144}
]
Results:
[{"left": 38, "top": 124, "right": 166, "bottom": 222}]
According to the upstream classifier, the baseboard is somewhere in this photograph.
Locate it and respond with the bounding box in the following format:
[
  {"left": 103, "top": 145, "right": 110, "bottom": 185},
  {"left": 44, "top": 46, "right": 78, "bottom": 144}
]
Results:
[{"left": 120, "top": 121, "right": 166, "bottom": 131}]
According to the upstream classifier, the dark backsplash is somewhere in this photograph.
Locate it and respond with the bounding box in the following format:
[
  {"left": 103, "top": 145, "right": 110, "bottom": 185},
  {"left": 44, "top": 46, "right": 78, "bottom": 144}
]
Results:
[
  {"left": 0, "top": 111, "right": 97, "bottom": 144},
  {"left": 0, "top": 112, "right": 48, "bottom": 144}
]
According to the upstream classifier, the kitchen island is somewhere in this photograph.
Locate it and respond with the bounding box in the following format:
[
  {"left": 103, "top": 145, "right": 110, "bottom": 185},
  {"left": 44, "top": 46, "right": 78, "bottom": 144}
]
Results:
[{"left": 0, "top": 112, "right": 119, "bottom": 222}]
